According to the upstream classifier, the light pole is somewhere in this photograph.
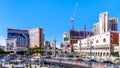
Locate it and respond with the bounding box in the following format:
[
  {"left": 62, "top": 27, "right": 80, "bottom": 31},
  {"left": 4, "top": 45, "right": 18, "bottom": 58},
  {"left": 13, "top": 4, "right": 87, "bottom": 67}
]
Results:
[
  {"left": 79, "top": 40, "right": 82, "bottom": 56},
  {"left": 87, "top": 35, "right": 92, "bottom": 68},
  {"left": 60, "top": 50, "right": 63, "bottom": 68}
]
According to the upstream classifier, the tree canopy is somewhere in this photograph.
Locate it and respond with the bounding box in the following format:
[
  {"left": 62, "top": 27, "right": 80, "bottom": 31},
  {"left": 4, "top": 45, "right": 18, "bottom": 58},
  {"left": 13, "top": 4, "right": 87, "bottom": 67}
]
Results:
[{"left": 0, "top": 48, "right": 5, "bottom": 54}]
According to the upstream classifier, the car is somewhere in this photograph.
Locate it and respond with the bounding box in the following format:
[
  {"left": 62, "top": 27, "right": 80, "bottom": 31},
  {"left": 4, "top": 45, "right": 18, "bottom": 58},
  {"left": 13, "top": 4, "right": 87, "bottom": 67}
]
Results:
[
  {"left": 74, "top": 58, "right": 83, "bottom": 61},
  {"left": 67, "top": 58, "right": 73, "bottom": 61},
  {"left": 16, "top": 58, "right": 24, "bottom": 62},
  {"left": 30, "top": 58, "right": 37, "bottom": 62},
  {"left": 87, "top": 59, "right": 97, "bottom": 62},
  {"left": 45, "top": 56, "right": 51, "bottom": 59},
  {"left": 39, "top": 59, "right": 44, "bottom": 64},
  {"left": 102, "top": 60, "right": 113, "bottom": 64}
]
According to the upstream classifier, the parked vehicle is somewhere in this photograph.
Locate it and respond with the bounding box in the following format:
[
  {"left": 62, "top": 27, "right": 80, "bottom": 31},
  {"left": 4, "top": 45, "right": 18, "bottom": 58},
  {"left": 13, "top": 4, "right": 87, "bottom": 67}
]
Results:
[
  {"left": 102, "top": 60, "right": 113, "bottom": 64},
  {"left": 30, "top": 58, "right": 37, "bottom": 62},
  {"left": 87, "top": 59, "right": 97, "bottom": 63},
  {"left": 74, "top": 58, "right": 83, "bottom": 61}
]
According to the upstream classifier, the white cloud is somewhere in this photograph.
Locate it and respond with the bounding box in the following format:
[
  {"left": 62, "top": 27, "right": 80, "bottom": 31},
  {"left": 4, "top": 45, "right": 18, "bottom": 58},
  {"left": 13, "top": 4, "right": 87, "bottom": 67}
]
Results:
[{"left": 0, "top": 36, "right": 6, "bottom": 46}]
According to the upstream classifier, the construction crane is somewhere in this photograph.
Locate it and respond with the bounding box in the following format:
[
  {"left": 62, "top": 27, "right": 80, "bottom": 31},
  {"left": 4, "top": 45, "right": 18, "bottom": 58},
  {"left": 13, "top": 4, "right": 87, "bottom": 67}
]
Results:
[{"left": 71, "top": 2, "right": 78, "bottom": 30}]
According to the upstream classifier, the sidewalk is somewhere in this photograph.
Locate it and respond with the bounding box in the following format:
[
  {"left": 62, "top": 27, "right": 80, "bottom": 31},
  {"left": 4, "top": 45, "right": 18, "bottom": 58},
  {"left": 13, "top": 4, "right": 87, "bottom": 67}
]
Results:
[
  {"left": 28, "top": 65, "right": 48, "bottom": 68},
  {"left": 2, "top": 64, "right": 48, "bottom": 68}
]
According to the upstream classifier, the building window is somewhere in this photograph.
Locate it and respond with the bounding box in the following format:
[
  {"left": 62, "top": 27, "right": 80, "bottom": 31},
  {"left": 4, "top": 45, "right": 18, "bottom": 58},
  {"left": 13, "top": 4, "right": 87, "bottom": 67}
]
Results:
[
  {"left": 111, "top": 39, "right": 113, "bottom": 43},
  {"left": 91, "top": 41, "right": 93, "bottom": 44},
  {"left": 96, "top": 40, "right": 98, "bottom": 43},
  {"left": 84, "top": 43, "right": 86, "bottom": 45},
  {"left": 7, "top": 43, "right": 9, "bottom": 46},
  {"left": 80, "top": 32, "right": 84, "bottom": 36},
  {"left": 87, "top": 42, "right": 89, "bottom": 45},
  {"left": 80, "top": 43, "right": 83, "bottom": 45},
  {"left": 11, "top": 43, "right": 14, "bottom": 46},
  {"left": 103, "top": 38, "right": 106, "bottom": 42}
]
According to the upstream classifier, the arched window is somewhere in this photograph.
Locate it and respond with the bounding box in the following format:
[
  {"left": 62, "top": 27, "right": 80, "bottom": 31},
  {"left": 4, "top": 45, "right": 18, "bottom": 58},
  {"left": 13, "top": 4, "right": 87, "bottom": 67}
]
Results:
[
  {"left": 96, "top": 40, "right": 98, "bottom": 43},
  {"left": 103, "top": 38, "right": 106, "bottom": 42}
]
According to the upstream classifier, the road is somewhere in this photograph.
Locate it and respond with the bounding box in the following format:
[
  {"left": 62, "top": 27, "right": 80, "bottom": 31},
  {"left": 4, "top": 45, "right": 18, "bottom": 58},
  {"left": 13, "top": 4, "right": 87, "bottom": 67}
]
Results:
[{"left": 45, "top": 59, "right": 108, "bottom": 68}]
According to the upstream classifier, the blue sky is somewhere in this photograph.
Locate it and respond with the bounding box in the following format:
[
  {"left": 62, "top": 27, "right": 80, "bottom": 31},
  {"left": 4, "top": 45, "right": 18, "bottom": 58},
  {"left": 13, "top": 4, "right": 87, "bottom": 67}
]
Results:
[{"left": 0, "top": 0, "right": 120, "bottom": 47}]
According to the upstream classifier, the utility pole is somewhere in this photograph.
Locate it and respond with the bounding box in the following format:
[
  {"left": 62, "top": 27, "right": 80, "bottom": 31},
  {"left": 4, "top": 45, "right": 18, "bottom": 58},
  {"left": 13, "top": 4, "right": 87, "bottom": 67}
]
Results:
[{"left": 87, "top": 35, "right": 92, "bottom": 68}]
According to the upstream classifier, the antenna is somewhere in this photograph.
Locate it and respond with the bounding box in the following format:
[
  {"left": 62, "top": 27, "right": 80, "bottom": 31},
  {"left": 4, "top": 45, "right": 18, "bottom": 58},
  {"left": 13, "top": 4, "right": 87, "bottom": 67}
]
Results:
[
  {"left": 84, "top": 23, "right": 86, "bottom": 30},
  {"left": 82, "top": 20, "right": 86, "bottom": 30},
  {"left": 71, "top": 2, "right": 78, "bottom": 30}
]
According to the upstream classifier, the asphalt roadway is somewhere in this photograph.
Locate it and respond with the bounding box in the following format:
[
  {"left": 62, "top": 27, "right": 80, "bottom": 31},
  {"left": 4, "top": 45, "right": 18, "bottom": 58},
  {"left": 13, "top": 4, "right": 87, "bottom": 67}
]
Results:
[{"left": 46, "top": 61, "right": 89, "bottom": 68}]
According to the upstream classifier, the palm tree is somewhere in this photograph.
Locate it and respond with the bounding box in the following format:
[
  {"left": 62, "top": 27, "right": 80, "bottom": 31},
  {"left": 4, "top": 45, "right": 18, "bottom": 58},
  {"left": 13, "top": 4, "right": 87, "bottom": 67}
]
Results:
[
  {"left": 0, "top": 48, "right": 4, "bottom": 54},
  {"left": 33, "top": 46, "right": 45, "bottom": 56},
  {"left": 26, "top": 46, "right": 34, "bottom": 56}
]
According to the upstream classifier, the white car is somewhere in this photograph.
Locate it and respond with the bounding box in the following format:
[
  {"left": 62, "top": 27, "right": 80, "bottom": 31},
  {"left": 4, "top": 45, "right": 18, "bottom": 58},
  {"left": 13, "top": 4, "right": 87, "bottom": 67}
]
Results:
[
  {"left": 16, "top": 58, "right": 23, "bottom": 62},
  {"left": 30, "top": 58, "right": 37, "bottom": 62}
]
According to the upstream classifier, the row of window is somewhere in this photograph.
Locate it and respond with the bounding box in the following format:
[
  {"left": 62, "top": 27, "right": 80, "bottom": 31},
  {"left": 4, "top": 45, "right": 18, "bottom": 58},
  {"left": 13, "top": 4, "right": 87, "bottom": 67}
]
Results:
[
  {"left": 81, "top": 47, "right": 111, "bottom": 50},
  {"left": 7, "top": 43, "right": 14, "bottom": 45},
  {"left": 7, "top": 48, "right": 13, "bottom": 50},
  {"left": 81, "top": 38, "right": 107, "bottom": 45}
]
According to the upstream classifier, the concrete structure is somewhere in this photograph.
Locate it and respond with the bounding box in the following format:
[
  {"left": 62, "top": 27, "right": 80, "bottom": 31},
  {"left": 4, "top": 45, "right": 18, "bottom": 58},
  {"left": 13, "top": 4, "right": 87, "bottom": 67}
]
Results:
[
  {"left": 75, "top": 31, "right": 119, "bottom": 58},
  {"left": 61, "top": 30, "right": 93, "bottom": 54},
  {"left": 7, "top": 28, "right": 29, "bottom": 47},
  {"left": 70, "top": 30, "right": 93, "bottom": 54},
  {"left": 93, "top": 12, "right": 118, "bottom": 35},
  {"left": 6, "top": 28, "right": 44, "bottom": 48},
  {"left": 93, "top": 23, "right": 100, "bottom": 35},
  {"left": 5, "top": 38, "right": 17, "bottom": 52},
  {"left": 52, "top": 39, "right": 56, "bottom": 57},
  {"left": 108, "top": 17, "right": 118, "bottom": 31},
  {"left": 61, "top": 32, "right": 70, "bottom": 54},
  {"left": 99, "top": 12, "right": 109, "bottom": 34},
  {"left": 62, "top": 32, "right": 69, "bottom": 45},
  {"left": 29, "top": 28, "right": 44, "bottom": 47},
  {"left": 114, "top": 33, "right": 120, "bottom": 58},
  {"left": 5, "top": 38, "right": 27, "bottom": 52},
  {"left": 70, "top": 30, "right": 93, "bottom": 45}
]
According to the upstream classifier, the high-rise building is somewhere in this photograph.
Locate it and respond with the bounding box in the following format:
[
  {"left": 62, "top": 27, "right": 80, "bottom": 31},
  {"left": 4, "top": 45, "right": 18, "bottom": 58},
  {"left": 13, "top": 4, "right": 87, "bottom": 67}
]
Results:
[
  {"left": 29, "top": 28, "right": 44, "bottom": 47},
  {"left": 7, "top": 28, "right": 44, "bottom": 48},
  {"left": 73, "top": 12, "right": 119, "bottom": 58},
  {"left": 93, "top": 23, "right": 100, "bottom": 35},
  {"left": 99, "top": 12, "right": 109, "bottom": 34},
  {"left": 93, "top": 12, "right": 118, "bottom": 35},
  {"left": 61, "top": 30, "right": 93, "bottom": 54},
  {"left": 7, "top": 28, "right": 29, "bottom": 47},
  {"left": 108, "top": 17, "right": 118, "bottom": 31},
  {"left": 70, "top": 29, "right": 93, "bottom": 45}
]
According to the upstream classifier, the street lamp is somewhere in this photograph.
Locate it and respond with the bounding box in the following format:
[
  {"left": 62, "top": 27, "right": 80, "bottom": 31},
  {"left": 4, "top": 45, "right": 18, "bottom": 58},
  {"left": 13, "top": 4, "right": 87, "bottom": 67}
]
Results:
[
  {"left": 87, "top": 35, "right": 92, "bottom": 68},
  {"left": 79, "top": 40, "right": 82, "bottom": 55}
]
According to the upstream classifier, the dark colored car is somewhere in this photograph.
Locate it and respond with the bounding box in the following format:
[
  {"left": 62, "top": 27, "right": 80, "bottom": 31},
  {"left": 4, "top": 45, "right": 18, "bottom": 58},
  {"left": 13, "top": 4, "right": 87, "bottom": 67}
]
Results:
[
  {"left": 87, "top": 59, "right": 97, "bottom": 62},
  {"left": 103, "top": 61, "right": 113, "bottom": 64},
  {"left": 40, "top": 59, "right": 49, "bottom": 64}
]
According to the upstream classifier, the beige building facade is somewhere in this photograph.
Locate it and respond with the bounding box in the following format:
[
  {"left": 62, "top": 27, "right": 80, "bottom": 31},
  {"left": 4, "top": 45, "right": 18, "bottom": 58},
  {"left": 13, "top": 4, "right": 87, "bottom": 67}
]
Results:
[
  {"left": 29, "top": 28, "right": 44, "bottom": 47},
  {"left": 74, "top": 31, "right": 119, "bottom": 58},
  {"left": 93, "top": 12, "right": 118, "bottom": 35}
]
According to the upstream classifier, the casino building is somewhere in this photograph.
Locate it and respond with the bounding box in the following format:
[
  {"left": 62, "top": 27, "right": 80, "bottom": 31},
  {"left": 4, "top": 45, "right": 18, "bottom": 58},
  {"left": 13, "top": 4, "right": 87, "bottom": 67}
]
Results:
[
  {"left": 73, "top": 12, "right": 119, "bottom": 58},
  {"left": 6, "top": 28, "right": 44, "bottom": 51}
]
